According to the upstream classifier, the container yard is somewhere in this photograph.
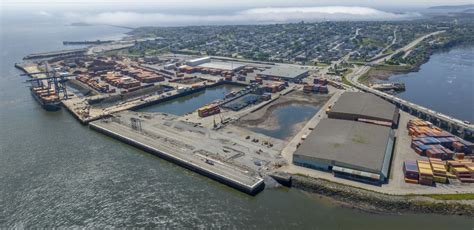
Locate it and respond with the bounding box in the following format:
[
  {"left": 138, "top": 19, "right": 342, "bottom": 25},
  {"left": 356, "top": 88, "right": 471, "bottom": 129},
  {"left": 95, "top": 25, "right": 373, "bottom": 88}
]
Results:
[
  {"left": 16, "top": 52, "right": 474, "bottom": 196},
  {"left": 402, "top": 118, "right": 474, "bottom": 185},
  {"left": 17, "top": 53, "right": 340, "bottom": 194}
]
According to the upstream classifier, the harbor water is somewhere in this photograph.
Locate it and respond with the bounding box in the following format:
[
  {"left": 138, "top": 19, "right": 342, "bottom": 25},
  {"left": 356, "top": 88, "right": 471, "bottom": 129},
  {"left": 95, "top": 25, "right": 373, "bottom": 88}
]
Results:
[
  {"left": 387, "top": 46, "right": 474, "bottom": 123},
  {"left": 137, "top": 84, "right": 242, "bottom": 115},
  {"left": 1, "top": 14, "right": 473, "bottom": 228}
]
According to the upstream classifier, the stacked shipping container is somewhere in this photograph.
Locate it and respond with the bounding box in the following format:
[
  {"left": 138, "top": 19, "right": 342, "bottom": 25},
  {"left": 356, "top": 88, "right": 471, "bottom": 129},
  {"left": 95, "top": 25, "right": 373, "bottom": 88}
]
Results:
[
  {"left": 197, "top": 104, "right": 220, "bottom": 117},
  {"left": 417, "top": 160, "right": 434, "bottom": 186},
  {"left": 429, "top": 158, "right": 448, "bottom": 183},
  {"left": 403, "top": 160, "right": 419, "bottom": 184},
  {"left": 447, "top": 160, "right": 474, "bottom": 183}
]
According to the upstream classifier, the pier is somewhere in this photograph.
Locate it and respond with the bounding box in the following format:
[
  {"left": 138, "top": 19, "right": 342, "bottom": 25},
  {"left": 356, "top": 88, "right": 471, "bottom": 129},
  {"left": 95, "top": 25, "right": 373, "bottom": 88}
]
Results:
[
  {"left": 63, "top": 40, "right": 113, "bottom": 45},
  {"left": 23, "top": 48, "right": 87, "bottom": 60},
  {"left": 90, "top": 113, "right": 265, "bottom": 195}
]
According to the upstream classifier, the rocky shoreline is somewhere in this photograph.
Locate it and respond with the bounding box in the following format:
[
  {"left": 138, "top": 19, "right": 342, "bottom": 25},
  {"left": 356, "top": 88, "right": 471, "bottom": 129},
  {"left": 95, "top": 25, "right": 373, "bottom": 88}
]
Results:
[{"left": 290, "top": 175, "right": 474, "bottom": 217}]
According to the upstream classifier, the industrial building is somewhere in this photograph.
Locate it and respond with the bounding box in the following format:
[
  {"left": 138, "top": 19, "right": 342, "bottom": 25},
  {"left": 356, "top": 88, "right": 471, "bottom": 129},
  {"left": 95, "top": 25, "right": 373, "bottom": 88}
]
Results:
[
  {"left": 328, "top": 92, "right": 399, "bottom": 128},
  {"left": 198, "top": 61, "right": 246, "bottom": 72},
  {"left": 258, "top": 66, "right": 309, "bottom": 82},
  {"left": 186, "top": 56, "right": 211, "bottom": 66},
  {"left": 293, "top": 119, "right": 395, "bottom": 185}
]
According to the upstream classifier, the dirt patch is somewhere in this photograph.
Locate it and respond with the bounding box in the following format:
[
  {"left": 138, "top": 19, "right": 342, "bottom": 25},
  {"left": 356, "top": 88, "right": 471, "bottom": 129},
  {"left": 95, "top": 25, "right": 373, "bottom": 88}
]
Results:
[{"left": 360, "top": 65, "right": 415, "bottom": 84}]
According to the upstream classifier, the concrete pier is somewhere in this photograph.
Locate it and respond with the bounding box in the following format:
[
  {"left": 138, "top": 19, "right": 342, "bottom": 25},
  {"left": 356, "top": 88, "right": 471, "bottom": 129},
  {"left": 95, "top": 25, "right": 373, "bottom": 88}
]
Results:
[
  {"left": 23, "top": 48, "right": 87, "bottom": 60},
  {"left": 90, "top": 118, "right": 265, "bottom": 195}
]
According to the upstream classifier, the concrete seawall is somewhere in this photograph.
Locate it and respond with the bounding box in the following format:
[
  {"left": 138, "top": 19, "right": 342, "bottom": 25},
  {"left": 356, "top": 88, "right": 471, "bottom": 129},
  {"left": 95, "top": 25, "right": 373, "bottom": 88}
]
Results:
[{"left": 89, "top": 121, "right": 265, "bottom": 195}]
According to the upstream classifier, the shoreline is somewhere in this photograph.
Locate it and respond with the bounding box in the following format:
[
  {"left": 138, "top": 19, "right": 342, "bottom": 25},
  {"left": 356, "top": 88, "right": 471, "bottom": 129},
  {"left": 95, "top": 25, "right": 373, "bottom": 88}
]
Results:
[
  {"left": 360, "top": 44, "right": 474, "bottom": 84},
  {"left": 287, "top": 174, "right": 474, "bottom": 217}
]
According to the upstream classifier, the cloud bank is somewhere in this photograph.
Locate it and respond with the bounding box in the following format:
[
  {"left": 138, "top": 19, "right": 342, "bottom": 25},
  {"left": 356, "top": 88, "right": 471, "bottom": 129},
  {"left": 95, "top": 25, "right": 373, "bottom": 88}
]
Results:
[{"left": 65, "top": 6, "right": 420, "bottom": 27}]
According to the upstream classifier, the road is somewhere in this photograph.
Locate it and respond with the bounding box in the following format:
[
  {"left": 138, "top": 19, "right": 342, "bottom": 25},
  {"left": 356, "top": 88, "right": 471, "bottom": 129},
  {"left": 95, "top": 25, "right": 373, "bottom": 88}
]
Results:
[
  {"left": 344, "top": 29, "right": 474, "bottom": 132},
  {"left": 371, "top": 28, "right": 398, "bottom": 60},
  {"left": 371, "top": 30, "right": 445, "bottom": 64}
]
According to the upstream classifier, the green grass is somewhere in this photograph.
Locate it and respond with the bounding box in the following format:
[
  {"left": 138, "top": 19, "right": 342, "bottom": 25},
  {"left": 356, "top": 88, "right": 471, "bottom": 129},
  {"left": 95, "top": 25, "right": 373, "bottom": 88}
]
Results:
[
  {"left": 373, "top": 64, "right": 412, "bottom": 71},
  {"left": 421, "top": 194, "right": 474, "bottom": 200},
  {"left": 315, "top": 63, "right": 329, "bottom": 67},
  {"left": 341, "top": 69, "right": 354, "bottom": 87},
  {"left": 382, "top": 48, "right": 394, "bottom": 55}
]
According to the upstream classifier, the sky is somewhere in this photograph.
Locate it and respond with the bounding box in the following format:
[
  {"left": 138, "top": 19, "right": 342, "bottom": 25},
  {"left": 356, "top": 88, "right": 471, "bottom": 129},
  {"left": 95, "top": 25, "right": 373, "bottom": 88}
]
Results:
[{"left": 2, "top": 0, "right": 473, "bottom": 27}]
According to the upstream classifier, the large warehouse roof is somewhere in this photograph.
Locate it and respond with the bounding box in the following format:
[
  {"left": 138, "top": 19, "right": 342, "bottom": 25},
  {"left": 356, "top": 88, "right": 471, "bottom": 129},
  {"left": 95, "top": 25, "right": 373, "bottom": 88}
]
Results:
[
  {"left": 198, "top": 62, "right": 246, "bottom": 71},
  {"left": 294, "top": 119, "right": 393, "bottom": 174},
  {"left": 260, "top": 66, "right": 308, "bottom": 79},
  {"left": 330, "top": 92, "right": 397, "bottom": 122}
]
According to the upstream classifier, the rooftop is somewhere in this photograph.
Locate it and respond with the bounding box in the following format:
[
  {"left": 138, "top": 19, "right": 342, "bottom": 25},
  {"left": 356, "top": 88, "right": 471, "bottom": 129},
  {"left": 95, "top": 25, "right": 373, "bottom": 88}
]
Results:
[
  {"left": 294, "top": 119, "right": 393, "bottom": 174},
  {"left": 198, "top": 61, "right": 246, "bottom": 71},
  {"left": 330, "top": 92, "right": 397, "bottom": 122},
  {"left": 260, "top": 66, "right": 308, "bottom": 79}
]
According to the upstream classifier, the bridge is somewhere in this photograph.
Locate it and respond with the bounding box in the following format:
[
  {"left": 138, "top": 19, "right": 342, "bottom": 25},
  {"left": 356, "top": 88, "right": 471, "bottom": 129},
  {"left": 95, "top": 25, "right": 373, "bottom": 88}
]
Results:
[{"left": 347, "top": 66, "right": 474, "bottom": 140}]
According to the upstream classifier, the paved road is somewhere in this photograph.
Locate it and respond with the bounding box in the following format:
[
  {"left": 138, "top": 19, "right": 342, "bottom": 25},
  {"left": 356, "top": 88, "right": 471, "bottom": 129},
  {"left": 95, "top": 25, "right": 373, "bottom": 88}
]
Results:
[
  {"left": 371, "top": 30, "right": 445, "bottom": 64},
  {"left": 344, "top": 30, "right": 473, "bottom": 131}
]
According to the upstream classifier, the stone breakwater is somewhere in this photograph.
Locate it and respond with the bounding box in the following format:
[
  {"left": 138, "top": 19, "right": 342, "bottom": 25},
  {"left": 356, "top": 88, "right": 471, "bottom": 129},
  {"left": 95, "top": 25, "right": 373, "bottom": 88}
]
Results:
[{"left": 291, "top": 175, "right": 474, "bottom": 217}]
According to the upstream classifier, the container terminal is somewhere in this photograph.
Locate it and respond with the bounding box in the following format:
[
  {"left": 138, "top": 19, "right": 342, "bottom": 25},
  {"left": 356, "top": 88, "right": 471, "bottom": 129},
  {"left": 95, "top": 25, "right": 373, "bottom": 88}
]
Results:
[{"left": 15, "top": 42, "right": 474, "bottom": 196}]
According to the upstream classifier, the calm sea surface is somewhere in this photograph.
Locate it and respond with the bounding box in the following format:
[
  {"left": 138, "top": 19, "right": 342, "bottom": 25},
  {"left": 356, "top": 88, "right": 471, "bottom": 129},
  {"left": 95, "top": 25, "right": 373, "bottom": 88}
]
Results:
[{"left": 388, "top": 47, "right": 474, "bottom": 123}]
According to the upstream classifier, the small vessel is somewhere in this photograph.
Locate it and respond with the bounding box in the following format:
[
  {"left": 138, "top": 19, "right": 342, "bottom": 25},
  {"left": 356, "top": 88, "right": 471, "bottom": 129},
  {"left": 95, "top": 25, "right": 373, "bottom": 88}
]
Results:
[{"left": 30, "top": 86, "right": 61, "bottom": 111}]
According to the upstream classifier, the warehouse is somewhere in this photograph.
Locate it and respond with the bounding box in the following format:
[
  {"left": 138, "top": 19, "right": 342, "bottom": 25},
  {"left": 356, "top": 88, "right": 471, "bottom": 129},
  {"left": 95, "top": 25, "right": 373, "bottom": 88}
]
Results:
[
  {"left": 328, "top": 92, "right": 399, "bottom": 128},
  {"left": 293, "top": 119, "right": 395, "bottom": 185},
  {"left": 186, "top": 56, "right": 211, "bottom": 66},
  {"left": 258, "top": 66, "right": 309, "bottom": 82},
  {"left": 198, "top": 61, "right": 246, "bottom": 72}
]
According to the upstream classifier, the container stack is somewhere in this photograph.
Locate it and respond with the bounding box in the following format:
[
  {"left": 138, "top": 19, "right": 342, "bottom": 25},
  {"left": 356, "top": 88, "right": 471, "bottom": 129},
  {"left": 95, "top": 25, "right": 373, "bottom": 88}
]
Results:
[
  {"left": 453, "top": 140, "right": 474, "bottom": 155},
  {"left": 403, "top": 160, "right": 419, "bottom": 184},
  {"left": 237, "top": 76, "right": 246, "bottom": 81},
  {"left": 406, "top": 119, "right": 471, "bottom": 160},
  {"left": 261, "top": 93, "right": 272, "bottom": 101},
  {"left": 447, "top": 160, "right": 474, "bottom": 183},
  {"left": 429, "top": 158, "right": 448, "bottom": 184},
  {"left": 197, "top": 104, "right": 220, "bottom": 117},
  {"left": 313, "top": 78, "right": 328, "bottom": 85},
  {"left": 417, "top": 160, "right": 434, "bottom": 186}
]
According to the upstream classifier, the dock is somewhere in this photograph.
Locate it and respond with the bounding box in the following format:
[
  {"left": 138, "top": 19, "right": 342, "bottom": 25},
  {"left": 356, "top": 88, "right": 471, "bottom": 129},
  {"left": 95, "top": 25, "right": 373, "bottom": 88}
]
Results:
[
  {"left": 63, "top": 40, "right": 113, "bottom": 45},
  {"left": 23, "top": 48, "right": 87, "bottom": 60},
  {"left": 90, "top": 115, "right": 265, "bottom": 195}
]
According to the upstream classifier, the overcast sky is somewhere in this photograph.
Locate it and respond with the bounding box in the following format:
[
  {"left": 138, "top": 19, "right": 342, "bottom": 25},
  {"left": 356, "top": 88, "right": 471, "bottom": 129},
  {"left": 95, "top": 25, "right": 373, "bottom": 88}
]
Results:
[
  {"left": 3, "top": 0, "right": 473, "bottom": 10},
  {"left": 2, "top": 0, "right": 473, "bottom": 27}
]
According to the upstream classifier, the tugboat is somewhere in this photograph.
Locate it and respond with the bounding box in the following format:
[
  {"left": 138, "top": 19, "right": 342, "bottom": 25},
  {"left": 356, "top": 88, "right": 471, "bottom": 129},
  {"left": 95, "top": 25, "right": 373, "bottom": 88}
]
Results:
[{"left": 30, "top": 86, "right": 61, "bottom": 111}]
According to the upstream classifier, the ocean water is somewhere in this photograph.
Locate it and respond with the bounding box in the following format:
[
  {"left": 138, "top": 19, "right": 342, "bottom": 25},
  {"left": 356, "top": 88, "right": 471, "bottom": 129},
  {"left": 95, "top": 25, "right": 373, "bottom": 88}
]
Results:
[
  {"left": 138, "top": 85, "right": 242, "bottom": 115},
  {"left": 388, "top": 47, "right": 474, "bottom": 123}
]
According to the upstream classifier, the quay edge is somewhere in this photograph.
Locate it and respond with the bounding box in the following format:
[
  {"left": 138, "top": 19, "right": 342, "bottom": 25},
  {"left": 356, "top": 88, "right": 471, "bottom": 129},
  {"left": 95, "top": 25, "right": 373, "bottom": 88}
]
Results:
[{"left": 89, "top": 121, "right": 265, "bottom": 195}]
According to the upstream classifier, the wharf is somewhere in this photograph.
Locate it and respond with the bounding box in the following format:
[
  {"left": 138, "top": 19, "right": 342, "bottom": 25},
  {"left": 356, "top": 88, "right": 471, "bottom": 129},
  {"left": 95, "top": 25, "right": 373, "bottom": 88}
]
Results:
[
  {"left": 62, "top": 81, "right": 249, "bottom": 124},
  {"left": 89, "top": 115, "right": 265, "bottom": 195},
  {"left": 23, "top": 48, "right": 87, "bottom": 60},
  {"left": 63, "top": 40, "right": 113, "bottom": 45}
]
